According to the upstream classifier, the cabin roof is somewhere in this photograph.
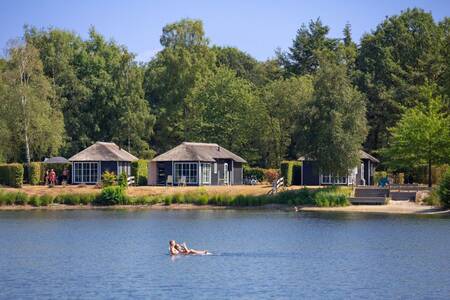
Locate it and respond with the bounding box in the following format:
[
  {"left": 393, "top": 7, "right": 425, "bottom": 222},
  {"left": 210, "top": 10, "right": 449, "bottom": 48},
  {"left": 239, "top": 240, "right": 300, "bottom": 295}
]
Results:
[
  {"left": 69, "top": 142, "right": 138, "bottom": 162},
  {"left": 43, "top": 156, "right": 69, "bottom": 164},
  {"left": 151, "top": 142, "right": 247, "bottom": 163},
  {"left": 298, "top": 150, "right": 379, "bottom": 163}
]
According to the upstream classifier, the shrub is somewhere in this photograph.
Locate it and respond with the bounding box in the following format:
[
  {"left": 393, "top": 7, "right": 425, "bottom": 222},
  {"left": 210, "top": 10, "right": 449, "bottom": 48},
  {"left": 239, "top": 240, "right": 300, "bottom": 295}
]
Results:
[
  {"left": 79, "top": 194, "right": 95, "bottom": 205},
  {"left": 14, "top": 192, "right": 29, "bottom": 205},
  {"left": 164, "top": 196, "right": 172, "bottom": 206},
  {"left": 0, "top": 191, "right": 7, "bottom": 205},
  {"left": 423, "top": 189, "right": 441, "bottom": 207},
  {"left": 63, "top": 194, "right": 81, "bottom": 205},
  {"left": 39, "top": 195, "right": 53, "bottom": 206},
  {"left": 118, "top": 172, "right": 128, "bottom": 188},
  {"left": 131, "top": 160, "right": 148, "bottom": 186},
  {"left": 29, "top": 162, "right": 42, "bottom": 185},
  {"left": 437, "top": 169, "right": 450, "bottom": 208},
  {"left": 29, "top": 195, "right": 40, "bottom": 207},
  {"left": 96, "top": 186, "right": 126, "bottom": 206},
  {"left": 102, "top": 171, "right": 116, "bottom": 187},
  {"left": 280, "top": 161, "right": 302, "bottom": 186},
  {"left": 314, "top": 191, "right": 349, "bottom": 207},
  {"left": 243, "top": 165, "right": 265, "bottom": 182},
  {"left": 264, "top": 169, "right": 279, "bottom": 183},
  {"left": 0, "top": 163, "right": 24, "bottom": 188}
]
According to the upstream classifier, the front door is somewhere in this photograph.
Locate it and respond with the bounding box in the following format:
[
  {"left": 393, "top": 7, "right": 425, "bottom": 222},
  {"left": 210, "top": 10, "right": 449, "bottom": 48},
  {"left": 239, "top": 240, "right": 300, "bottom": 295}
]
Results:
[{"left": 224, "top": 163, "right": 229, "bottom": 185}]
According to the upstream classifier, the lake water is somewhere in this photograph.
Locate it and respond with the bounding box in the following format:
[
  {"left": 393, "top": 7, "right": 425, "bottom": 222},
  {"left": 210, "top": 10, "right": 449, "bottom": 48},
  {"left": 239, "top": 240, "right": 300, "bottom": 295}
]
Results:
[{"left": 0, "top": 210, "right": 449, "bottom": 299}]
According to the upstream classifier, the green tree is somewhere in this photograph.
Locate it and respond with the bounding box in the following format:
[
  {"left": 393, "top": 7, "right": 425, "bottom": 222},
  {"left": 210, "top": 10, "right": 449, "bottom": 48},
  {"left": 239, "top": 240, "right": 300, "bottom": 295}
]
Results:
[
  {"left": 26, "top": 27, "right": 154, "bottom": 156},
  {"left": 294, "top": 53, "right": 368, "bottom": 175},
  {"left": 0, "top": 40, "right": 64, "bottom": 168},
  {"left": 259, "top": 76, "right": 313, "bottom": 166},
  {"left": 381, "top": 86, "right": 450, "bottom": 187},
  {"left": 278, "top": 18, "right": 338, "bottom": 76},
  {"left": 186, "top": 67, "right": 261, "bottom": 163},
  {"left": 144, "top": 19, "right": 216, "bottom": 152},
  {"left": 356, "top": 8, "right": 446, "bottom": 150}
]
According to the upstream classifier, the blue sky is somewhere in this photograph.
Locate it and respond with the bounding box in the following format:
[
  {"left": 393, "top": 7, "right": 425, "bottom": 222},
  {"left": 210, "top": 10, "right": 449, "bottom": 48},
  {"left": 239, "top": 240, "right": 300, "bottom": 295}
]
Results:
[{"left": 1, "top": 0, "right": 449, "bottom": 61}]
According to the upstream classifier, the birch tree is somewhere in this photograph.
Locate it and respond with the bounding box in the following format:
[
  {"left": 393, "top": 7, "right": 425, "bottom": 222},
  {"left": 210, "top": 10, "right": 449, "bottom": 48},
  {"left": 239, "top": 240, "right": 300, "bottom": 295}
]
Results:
[{"left": 1, "top": 40, "right": 64, "bottom": 169}]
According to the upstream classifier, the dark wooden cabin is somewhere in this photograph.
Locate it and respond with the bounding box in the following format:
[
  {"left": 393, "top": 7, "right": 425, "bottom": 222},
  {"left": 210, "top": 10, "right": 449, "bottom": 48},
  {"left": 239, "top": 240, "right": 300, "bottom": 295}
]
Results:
[
  {"left": 148, "top": 142, "right": 246, "bottom": 186},
  {"left": 298, "top": 150, "right": 379, "bottom": 186},
  {"left": 69, "top": 142, "right": 138, "bottom": 184}
]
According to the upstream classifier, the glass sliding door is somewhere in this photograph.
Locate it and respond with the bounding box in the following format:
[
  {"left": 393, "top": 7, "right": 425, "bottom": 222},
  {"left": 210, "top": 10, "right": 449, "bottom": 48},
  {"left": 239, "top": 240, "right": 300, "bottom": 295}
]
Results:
[
  {"left": 73, "top": 162, "right": 99, "bottom": 184},
  {"left": 174, "top": 163, "right": 198, "bottom": 184},
  {"left": 200, "top": 163, "right": 211, "bottom": 184}
]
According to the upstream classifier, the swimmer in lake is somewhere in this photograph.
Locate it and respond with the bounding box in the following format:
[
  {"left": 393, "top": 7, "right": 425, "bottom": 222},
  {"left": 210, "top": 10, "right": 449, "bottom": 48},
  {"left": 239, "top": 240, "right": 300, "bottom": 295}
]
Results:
[{"left": 169, "top": 240, "right": 209, "bottom": 255}]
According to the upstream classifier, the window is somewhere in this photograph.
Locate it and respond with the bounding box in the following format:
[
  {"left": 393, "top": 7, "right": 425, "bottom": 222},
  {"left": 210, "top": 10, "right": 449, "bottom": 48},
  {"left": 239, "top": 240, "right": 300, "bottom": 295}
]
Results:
[
  {"left": 201, "top": 163, "right": 211, "bottom": 184},
  {"left": 118, "top": 162, "right": 131, "bottom": 176},
  {"left": 321, "top": 174, "right": 347, "bottom": 185},
  {"left": 174, "top": 163, "right": 198, "bottom": 184},
  {"left": 73, "top": 162, "right": 99, "bottom": 183}
]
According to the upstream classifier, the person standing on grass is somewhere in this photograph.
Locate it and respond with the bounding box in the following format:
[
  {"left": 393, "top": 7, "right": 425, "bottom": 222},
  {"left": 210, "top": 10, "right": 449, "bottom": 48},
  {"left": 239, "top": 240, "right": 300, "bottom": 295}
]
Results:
[
  {"left": 44, "top": 169, "right": 49, "bottom": 185},
  {"left": 49, "top": 169, "right": 56, "bottom": 186}
]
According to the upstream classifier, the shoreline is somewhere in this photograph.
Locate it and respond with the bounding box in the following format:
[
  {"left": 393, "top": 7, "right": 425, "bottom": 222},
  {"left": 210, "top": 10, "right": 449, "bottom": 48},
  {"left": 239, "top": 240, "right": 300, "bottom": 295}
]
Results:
[{"left": 0, "top": 202, "right": 447, "bottom": 215}]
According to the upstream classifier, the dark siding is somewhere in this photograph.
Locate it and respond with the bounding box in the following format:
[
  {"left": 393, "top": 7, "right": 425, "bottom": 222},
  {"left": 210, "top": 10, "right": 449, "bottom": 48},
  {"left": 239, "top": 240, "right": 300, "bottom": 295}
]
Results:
[
  {"left": 101, "top": 161, "right": 118, "bottom": 175},
  {"left": 364, "top": 159, "right": 370, "bottom": 185},
  {"left": 157, "top": 162, "right": 172, "bottom": 185},
  {"left": 233, "top": 162, "right": 243, "bottom": 185},
  {"left": 211, "top": 161, "right": 219, "bottom": 185},
  {"left": 302, "top": 161, "right": 320, "bottom": 186}
]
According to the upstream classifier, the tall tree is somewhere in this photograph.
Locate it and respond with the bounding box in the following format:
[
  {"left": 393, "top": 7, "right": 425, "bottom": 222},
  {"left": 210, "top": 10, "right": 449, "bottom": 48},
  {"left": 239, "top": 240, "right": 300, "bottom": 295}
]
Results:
[
  {"left": 259, "top": 76, "right": 313, "bottom": 167},
  {"left": 0, "top": 40, "right": 64, "bottom": 167},
  {"left": 294, "top": 52, "right": 367, "bottom": 175},
  {"left": 144, "top": 19, "right": 216, "bottom": 153},
  {"left": 278, "top": 18, "right": 338, "bottom": 76},
  {"left": 356, "top": 8, "right": 446, "bottom": 150},
  {"left": 381, "top": 86, "right": 450, "bottom": 187},
  {"left": 26, "top": 27, "right": 154, "bottom": 156},
  {"left": 185, "top": 67, "right": 262, "bottom": 163}
]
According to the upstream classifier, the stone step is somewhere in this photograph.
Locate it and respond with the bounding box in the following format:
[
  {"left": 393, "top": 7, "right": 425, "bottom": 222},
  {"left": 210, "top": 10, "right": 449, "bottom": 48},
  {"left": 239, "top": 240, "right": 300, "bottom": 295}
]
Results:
[
  {"left": 350, "top": 197, "right": 387, "bottom": 205},
  {"left": 390, "top": 191, "right": 416, "bottom": 201},
  {"left": 355, "top": 188, "right": 389, "bottom": 198}
]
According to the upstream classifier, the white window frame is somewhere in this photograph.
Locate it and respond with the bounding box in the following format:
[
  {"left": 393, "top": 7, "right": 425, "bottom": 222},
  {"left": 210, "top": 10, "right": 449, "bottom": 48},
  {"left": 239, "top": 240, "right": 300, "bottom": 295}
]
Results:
[
  {"left": 73, "top": 162, "right": 99, "bottom": 184},
  {"left": 117, "top": 162, "right": 131, "bottom": 176},
  {"left": 200, "top": 163, "right": 211, "bottom": 185},
  {"left": 174, "top": 162, "right": 198, "bottom": 184},
  {"left": 321, "top": 174, "right": 348, "bottom": 185}
]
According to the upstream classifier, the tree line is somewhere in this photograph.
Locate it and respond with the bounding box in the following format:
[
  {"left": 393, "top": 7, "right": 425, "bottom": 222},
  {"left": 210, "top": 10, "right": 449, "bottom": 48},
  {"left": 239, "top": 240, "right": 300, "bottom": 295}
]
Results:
[{"left": 0, "top": 8, "right": 449, "bottom": 179}]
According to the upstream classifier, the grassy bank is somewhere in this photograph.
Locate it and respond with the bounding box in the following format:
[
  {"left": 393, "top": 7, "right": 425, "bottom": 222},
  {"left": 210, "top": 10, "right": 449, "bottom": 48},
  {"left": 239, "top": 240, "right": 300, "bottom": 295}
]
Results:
[{"left": 0, "top": 186, "right": 351, "bottom": 208}]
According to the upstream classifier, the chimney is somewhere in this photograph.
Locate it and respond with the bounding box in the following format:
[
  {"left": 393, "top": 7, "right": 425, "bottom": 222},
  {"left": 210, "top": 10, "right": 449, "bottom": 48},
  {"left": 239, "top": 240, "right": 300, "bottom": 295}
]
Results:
[{"left": 217, "top": 146, "right": 220, "bottom": 151}]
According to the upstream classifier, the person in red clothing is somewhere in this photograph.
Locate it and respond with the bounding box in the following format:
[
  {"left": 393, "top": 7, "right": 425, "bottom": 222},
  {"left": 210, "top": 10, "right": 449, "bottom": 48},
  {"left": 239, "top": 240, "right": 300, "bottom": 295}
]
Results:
[{"left": 49, "top": 169, "right": 56, "bottom": 186}]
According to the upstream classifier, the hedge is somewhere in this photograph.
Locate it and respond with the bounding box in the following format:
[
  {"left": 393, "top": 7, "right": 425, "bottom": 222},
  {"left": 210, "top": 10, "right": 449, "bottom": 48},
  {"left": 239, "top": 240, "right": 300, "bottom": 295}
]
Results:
[
  {"left": 0, "top": 163, "right": 24, "bottom": 188},
  {"left": 29, "top": 162, "right": 42, "bottom": 185},
  {"left": 131, "top": 159, "right": 148, "bottom": 186},
  {"left": 243, "top": 165, "right": 266, "bottom": 182},
  {"left": 437, "top": 169, "right": 450, "bottom": 208},
  {"left": 280, "top": 161, "right": 302, "bottom": 186}
]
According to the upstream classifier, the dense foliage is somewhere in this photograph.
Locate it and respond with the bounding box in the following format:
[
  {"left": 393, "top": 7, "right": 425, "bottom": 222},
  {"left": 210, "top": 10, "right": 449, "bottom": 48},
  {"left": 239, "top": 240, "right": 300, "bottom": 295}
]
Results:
[
  {"left": 0, "top": 163, "right": 24, "bottom": 187},
  {"left": 437, "top": 169, "right": 450, "bottom": 208},
  {"left": 0, "top": 9, "right": 448, "bottom": 180}
]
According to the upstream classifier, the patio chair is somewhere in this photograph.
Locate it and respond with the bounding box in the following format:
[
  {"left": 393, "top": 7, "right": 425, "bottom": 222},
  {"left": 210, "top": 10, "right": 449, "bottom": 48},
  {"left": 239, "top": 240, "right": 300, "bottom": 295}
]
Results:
[
  {"left": 179, "top": 176, "right": 187, "bottom": 187},
  {"left": 166, "top": 175, "right": 173, "bottom": 186}
]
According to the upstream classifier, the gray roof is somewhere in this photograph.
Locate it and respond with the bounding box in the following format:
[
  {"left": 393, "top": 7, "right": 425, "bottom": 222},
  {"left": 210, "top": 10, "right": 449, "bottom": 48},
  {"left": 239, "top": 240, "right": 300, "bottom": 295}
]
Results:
[
  {"left": 152, "top": 142, "right": 247, "bottom": 163},
  {"left": 298, "top": 150, "right": 379, "bottom": 163},
  {"left": 359, "top": 150, "right": 380, "bottom": 163},
  {"left": 69, "top": 142, "right": 138, "bottom": 162},
  {"left": 43, "top": 156, "right": 69, "bottom": 164}
]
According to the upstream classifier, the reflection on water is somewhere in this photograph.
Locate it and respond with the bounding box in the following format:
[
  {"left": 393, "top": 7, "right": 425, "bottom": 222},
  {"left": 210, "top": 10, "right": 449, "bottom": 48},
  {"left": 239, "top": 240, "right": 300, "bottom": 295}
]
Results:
[{"left": 0, "top": 210, "right": 449, "bottom": 299}]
